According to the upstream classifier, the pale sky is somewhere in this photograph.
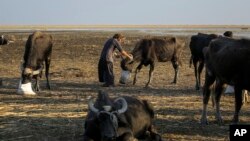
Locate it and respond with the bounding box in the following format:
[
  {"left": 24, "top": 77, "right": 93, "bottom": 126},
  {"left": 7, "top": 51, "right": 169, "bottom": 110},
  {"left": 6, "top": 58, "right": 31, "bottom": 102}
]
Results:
[{"left": 1, "top": 0, "right": 250, "bottom": 25}]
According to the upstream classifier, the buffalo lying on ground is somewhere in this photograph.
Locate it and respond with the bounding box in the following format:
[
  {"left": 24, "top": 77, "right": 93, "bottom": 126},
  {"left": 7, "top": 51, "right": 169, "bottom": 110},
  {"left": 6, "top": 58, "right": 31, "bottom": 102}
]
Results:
[
  {"left": 201, "top": 37, "right": 250, "bottom": 124},
  {"left": 189, "top": 31, "right": 232, "bottom": 90},
  {"left": 83, "top": 90, "right": 162, "bottom": 141},
  {"left": 120, "top": 37, "right": 185, "bottom": 87},
  {"left": 17, "top": 31, "right": 53, "bottom": 95}
]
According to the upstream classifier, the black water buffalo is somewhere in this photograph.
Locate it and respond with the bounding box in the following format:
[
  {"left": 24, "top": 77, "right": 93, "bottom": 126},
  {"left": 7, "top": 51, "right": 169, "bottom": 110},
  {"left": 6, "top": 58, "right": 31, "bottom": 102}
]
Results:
[
  {"left": 83, "top": 90, "right": 162, "bottom": 141},
  {"left": 0, "top": 35, "right": 9, "bottom": 45},
  {"left": 223, "top": 31, "right": 233, "bottom": 38},
  {"left": 189, "top": 31, "right": 232, "bottom": 90},
  {"left": 201, "top": 37, "right": 250, "bottom": 124},
  {"left": 120, "top": 37, "right": 185, "bottom": 87},
  {"left": 0, "top": 35, "right": 10, "bottom": 86},
  {"left": 17, "top": 31, "right": 53, "bottom": 95}
]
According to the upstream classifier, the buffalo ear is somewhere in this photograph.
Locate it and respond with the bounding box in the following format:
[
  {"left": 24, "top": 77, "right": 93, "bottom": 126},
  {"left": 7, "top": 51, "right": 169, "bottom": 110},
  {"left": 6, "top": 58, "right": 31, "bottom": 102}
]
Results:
[{"left": 116, "top": 114, "right": 128, "bottom": 125}]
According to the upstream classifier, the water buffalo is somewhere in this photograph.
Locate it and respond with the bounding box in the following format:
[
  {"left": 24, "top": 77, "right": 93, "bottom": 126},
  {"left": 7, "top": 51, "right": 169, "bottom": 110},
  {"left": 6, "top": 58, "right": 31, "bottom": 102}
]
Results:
[
  {"left": 17, "top": 31, "right": 53, "bottom": 95},
  {"left": 201, "top": 37, "right": 250, "bottom": 124},
  {"left": 0, "top": 35, "right": 9, "bottom": 45},
  {"left": 189, "top": 31, "right": 232, "bottom": 90},
  {"left": 83, "top": 90, "right": 162, "bottom": 141},
  {"left": 120, "top": 37, "right": 185, "bottom": 87},
  {"left": 223, "top": 31, "right": 233, "bottom": 38}
]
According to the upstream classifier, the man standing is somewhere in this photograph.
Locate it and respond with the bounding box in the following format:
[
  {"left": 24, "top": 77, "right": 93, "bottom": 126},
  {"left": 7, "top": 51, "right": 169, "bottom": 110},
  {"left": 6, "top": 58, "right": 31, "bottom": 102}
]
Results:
[{"left": 98, "top": 33, "right": 132, "bottom": 87}]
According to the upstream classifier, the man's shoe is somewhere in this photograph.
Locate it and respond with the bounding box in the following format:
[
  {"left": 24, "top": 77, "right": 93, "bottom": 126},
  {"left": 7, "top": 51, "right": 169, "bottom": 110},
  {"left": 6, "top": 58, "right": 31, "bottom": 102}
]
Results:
[{"left": 102, "top": 84, "right": 115, "bottom": 87}]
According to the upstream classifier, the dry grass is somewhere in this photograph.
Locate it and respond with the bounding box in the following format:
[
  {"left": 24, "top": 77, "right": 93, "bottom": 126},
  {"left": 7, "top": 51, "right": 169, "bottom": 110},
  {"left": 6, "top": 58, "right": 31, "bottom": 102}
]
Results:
[{"left": 0, "top": 29, "right": 250, "bottom": 141}]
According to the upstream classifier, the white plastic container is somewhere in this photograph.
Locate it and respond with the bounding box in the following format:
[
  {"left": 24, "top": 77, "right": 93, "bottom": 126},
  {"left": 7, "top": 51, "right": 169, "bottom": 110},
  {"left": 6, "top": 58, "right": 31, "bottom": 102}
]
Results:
[
  {"left": 224, "top": 85, "right": 234, "bottom": 94},
  {"left": 119, "top": 70, "right": 131, "bottom": 84},
  {"left": 17, "top": 80, "right": 36, "bottom": 95}
]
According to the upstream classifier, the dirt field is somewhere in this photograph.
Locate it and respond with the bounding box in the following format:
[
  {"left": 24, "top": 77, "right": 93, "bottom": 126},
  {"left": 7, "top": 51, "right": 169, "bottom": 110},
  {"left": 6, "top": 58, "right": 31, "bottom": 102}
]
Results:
[{"left": 0, "top": 29, "right": 250, "bottom": 141}]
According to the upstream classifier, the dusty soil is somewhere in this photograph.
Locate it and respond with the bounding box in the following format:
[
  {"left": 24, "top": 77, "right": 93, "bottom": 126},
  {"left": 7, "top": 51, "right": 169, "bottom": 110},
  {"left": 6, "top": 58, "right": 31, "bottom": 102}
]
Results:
[{"left": 0, "top": 30, "right": 250, "bottom": 141}]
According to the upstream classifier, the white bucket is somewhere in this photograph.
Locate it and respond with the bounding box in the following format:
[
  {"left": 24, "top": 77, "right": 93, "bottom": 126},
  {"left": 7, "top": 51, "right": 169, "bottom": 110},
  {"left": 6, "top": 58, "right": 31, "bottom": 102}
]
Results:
[
  {"left": 224, "top": 85, "right": 234, "bottom": 94},
  {"left": 17, "top": 80, "right": 36, "bottom": 95},
  {"left": 119, "top": 70, "right": 131, "bottom": 84}
]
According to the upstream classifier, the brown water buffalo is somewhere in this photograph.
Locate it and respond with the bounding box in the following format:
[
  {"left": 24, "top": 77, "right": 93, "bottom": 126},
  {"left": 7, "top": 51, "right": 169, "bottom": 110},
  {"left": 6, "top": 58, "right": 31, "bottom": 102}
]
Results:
[
  {"left": 201, "top": 37, "right": 250, "bottom": 125},
  {"left": 17, "top": 31, "right": 53, "bottom": 95},
  {"left": 120, "top": 37, "right": 185, "bottom": 87},
  {"left": 83, "top": 90, "right": 162, "bottom": 141},
  {"left": 189, "top": 31, "right": 233, "bottom": 90}
]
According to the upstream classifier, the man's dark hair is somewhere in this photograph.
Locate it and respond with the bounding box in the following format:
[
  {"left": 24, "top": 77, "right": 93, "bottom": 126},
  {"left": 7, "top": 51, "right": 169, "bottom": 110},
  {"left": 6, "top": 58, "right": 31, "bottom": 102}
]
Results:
[{"left": 113, "top": 33, "right": 125, "bottom": 39}]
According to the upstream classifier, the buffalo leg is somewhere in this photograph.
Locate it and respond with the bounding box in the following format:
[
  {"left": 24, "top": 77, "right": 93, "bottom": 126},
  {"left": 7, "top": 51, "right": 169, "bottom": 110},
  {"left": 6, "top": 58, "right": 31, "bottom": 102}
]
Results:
[
  {"left": 118, "top": 132, "right": 137, "bottom": 141},
  {"left": 201, "top": 72, "right": 215, "bottom": 125},
  {"left": 133, "top": 62, "right": 143, "bottom": 85},
  {"left": 34, "top": 76, "right": 40, "bottom": 91},
  {"left": 171, "top": 60, "right": 179, "bottom": 84},
  {"left": 148, "top": 125, "right": 162, "bottom": 141},
  {"left": 233, "top": 86, "right": 243, "bottom": 124},
  {"left": 193, "top": 58, "right": 199, "bottom": 90},
  {"left": 197, "top": 61, "right": 204, "bottom": 90},
  {"left": 145, "top": 63, "right": 154, "bottom": 87},
  {"left": 45, "top": 57, "right": 51, "bottom": 89},
  {"left": 214, "top": 80, "right": 224, "bottom": 124},
  {"left": 189, "top": 56, "right": 193, "bottom": 68},
  {"left": 117, "top": 128, "right": 137, "bottom": 141}
]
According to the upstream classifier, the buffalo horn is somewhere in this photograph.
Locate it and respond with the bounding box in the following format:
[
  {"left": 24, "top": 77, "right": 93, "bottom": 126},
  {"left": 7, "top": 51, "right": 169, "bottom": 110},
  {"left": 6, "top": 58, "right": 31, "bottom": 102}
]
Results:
[
  {"left": 32, "top": 67, "right": 43, "bottom": 75},
  {"left": 114, "top": 97, "right": 128, "bottom": 114},
  {"left": 24, "top": 68, "right": 33, "bottom": 74},
  {"left": 88, "top": 98, "right": 99, "bottom": 113},
  {"left": 128, "top": 54, "right": 133, "bottom": 63}
]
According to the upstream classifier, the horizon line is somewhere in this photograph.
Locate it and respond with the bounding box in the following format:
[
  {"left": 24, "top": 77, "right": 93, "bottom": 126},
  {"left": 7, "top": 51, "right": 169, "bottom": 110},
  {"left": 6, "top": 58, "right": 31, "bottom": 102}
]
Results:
[{"left": 0, "top": 24, "right": 250, "bottom": 30}]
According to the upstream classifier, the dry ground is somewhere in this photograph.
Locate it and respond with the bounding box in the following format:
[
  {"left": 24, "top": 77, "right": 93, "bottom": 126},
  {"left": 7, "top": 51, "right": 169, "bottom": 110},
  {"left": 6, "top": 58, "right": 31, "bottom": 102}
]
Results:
[{"left": 0, "top": 30, "right": 250, "bottom": 141}]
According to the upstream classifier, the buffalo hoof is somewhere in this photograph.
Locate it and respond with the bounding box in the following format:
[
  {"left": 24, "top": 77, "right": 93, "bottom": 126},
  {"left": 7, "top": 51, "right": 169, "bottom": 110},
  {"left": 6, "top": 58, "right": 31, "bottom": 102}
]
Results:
[
  {"left": 144, "top": 84, "right": 152, "bottom": 89},
  {"left": 200, "top": 118, "right": 209, "bottom": 125},
  {"left": 232, "top": 116, "right": 239, "bottom": 124},
  {"left": 171, "top": 81, "right": 177, "bottom": 84},
  {"left": 215, "top": 115, "right": 224, "bottom": 125},
  {"left": 195, "top": 85, "right": 200, "bottom": 90},
  {"left": 17, "top": 82, "right": 36, "bottom": 95}
]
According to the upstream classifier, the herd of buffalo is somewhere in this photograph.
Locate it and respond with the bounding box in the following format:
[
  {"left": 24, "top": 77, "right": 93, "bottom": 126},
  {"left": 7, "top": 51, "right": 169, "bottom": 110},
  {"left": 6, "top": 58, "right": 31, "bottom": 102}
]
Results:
[{"left": 1, "top": 30, "right": 250, "bottom": 141}]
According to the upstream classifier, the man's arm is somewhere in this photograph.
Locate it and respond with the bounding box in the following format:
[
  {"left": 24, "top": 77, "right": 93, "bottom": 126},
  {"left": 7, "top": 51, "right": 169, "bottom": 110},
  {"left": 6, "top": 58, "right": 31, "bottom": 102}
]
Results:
[
  {"left": 114, "top": 39, "right": 133, "bottom": 60},
  {"left": 121, "top": 50, "right": 133, "bottom": 60}
]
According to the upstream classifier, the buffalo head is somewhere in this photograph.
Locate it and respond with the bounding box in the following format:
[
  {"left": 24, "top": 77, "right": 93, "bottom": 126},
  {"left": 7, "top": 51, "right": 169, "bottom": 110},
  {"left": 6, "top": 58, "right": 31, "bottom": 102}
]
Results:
[
  {"left": 88, "top": 92, "right": 128, "bottom": 141},
  {"left": 17, "top": 63, "right": 43, "bottom": 95},
  {"left": 119, "top": 55, "right": 134, "bottom": 84}
]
